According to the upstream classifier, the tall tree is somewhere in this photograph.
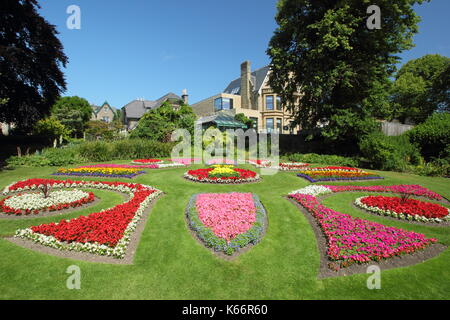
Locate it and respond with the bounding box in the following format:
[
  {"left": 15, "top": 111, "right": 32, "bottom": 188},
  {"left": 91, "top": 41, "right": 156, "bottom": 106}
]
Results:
[
  {"left": 0, "top": 0, "right": 67, "bottom": 129},
  {"left": 391, "top": 54, "right": 450, "bottom": 123},
  {"left": 267, "top": 0, "right": 427, "bottom": 150},
  {"left": 51, "top": 96, "right": 93, "bottom": 137}
]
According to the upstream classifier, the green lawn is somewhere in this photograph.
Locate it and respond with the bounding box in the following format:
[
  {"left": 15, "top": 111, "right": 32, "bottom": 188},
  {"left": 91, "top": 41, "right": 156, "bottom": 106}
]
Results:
[{"left": 0, "top": 162, "right": 449, "bottom": 299}]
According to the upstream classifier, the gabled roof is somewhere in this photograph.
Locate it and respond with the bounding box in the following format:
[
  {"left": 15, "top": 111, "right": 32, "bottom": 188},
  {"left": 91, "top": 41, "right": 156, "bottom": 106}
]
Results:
[
  {"left": 91, "top": 101, "right": 116, "bottom": 115},
  {"left": 223, "top": 66, "right": 270, "bottom": 95},
  {"left": 122, "top": 93, "right": 182, "bottom": 119}
]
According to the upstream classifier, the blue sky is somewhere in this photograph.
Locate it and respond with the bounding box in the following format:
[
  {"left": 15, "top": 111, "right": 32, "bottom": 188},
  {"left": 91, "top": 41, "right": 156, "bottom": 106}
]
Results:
[{"left": 37, "top": 0, "right": 450, "bottom": 109}]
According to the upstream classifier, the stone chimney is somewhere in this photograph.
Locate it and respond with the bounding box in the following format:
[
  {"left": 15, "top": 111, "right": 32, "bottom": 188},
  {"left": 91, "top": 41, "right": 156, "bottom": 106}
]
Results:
[
  {"left": 240, "top": 61, "right": 251, "bottom": 109},
  {"left": 182, "top": 89, "right": 188, "bottom": 105}
]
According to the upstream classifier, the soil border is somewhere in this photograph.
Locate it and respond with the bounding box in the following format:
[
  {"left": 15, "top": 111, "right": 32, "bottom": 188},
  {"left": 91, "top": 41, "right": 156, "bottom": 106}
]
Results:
[{"left": 286, "top": 196, "right": 447, "bottom": 279}]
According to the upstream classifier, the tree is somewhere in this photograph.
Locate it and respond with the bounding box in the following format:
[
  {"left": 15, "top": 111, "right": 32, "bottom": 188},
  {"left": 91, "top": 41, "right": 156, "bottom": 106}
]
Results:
[
  {"left": 51, "top": 96, "right": 93, "bottom": 137},
  {"left": 130, "top": 101, "right": 197, "bottom": 142},
  {"left": 0, "top": 0, "right": 67, "bottom": 129},
  {"left": 267, "top": 0, "right": 427, "bottom": 150},
  {"left": 391, "top": 54, "right": 450, "bottom": 123},
  {"left": 85, "top": 120, "right": 116, "bottom": 141},
  {"left": 32, "top": 117, "right": 71, "bottom": 143}
]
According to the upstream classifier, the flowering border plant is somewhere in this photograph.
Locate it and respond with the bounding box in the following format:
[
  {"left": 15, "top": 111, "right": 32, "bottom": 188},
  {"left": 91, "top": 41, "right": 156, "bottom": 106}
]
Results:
[
  {"left": 297, "top": 166, "right": 383, "bottom": 182},
  {"left": 354, "top": 196, "right": 450, "bottom": 223},
  {"left": 131, "top": 159, "right": 163, "bottom": 164},
  {"left": 288, "top": 184, "right": 441, "bottom": 267},
  {"left": 186, "top": 193, "right": 266, "bottom": 255},
  {"left": 3, "top": 179, "right": 162, "bottom": 258},
  {"left": 248, "top": 159, "right": 309, "bottom": 170},
  {"left": 53, "top": 167, "right": 146, "bottom": 178}
]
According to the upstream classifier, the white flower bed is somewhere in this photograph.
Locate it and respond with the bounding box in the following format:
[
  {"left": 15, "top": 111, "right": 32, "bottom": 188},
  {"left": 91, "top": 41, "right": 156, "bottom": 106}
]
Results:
[
  {"left": 289, "top": 185, "right": 332, "bottom": 197},
  {"left": 4, "top": 189, "right": 90, "bottom": 211}
]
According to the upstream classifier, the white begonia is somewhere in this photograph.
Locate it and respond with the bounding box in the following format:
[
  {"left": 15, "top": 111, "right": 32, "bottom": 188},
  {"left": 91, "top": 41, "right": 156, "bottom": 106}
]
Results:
[{"left": 289, "top": 185, "right": 332, "bottom": 197}]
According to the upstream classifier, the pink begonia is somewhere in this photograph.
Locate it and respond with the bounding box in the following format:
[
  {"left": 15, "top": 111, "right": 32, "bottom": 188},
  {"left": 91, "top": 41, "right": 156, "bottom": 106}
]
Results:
[
  {"left": 196, "top": 193, "right": 256, "bottom": 242},
  {"left": 324, "top": 184, "right": 442, "bottom": 200}
]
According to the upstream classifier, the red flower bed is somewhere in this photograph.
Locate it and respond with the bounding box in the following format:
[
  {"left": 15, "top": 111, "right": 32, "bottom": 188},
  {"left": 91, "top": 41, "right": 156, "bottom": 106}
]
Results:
[
  {"left": 31, "top": 188, "right": 155, "bottom": 247},
  {"left": 360, "top": 196, "right": 449, "bottom": 219},
  {"left": 186, "top": 168, "right": 257, "bottom": 181},
  {"left": 132, "top": 159, "right": 162, "bottom": 164}
]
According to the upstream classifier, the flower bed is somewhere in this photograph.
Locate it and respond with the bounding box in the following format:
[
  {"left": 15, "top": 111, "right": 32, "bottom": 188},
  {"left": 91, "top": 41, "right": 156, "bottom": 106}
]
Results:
[
  {"left": 0, "top": 189, "right": 95, "bottom": 216},
  {"left": 3, "top": 179, "right": 162, "bottom": 258},
  {"left": 288, "top": 184, "right": 441, "bottom": 268},
  {"left": 186, "top": 193, "right": 266, "bottom": 255},
  {"left": 297, "top": 166, "right": 383, "bottom": 182},
  {"left": 206, "top": 159, "right": 237, "bottom": 165},
  {"left": 355, "top": 196, "right": 450, "bottom": 223},
  {"left": 53, "top": 167, "right": 145, "bottom": 178},
  {"left": 80, "top": 162, "right": 186, "bottom": 169},
  {"left": 131, "top": 159, "right": 163, "bottom": 164},
  {"left": 184, "top": 165, "right": 260, "bottom": 184},
  {"left": 248, "top": 159, "right": 309, "bottom": 170}
]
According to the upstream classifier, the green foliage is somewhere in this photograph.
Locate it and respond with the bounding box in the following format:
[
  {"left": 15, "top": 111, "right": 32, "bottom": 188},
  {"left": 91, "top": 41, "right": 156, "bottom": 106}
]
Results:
[
  {"left": 85, "top": 120, "right": 121, "bottom": 141},
  {"left": 130, "top": 101, "right": 196, "bottom": 142},
  {"left": 0, "top": 0, "right": 67, "bottom": 129},
  {"left": 359, "top": 132, "right": 422, "bottom": 171},
  {"left": 285, "top": 153, "right": 359, "bottom": 167},
  {"left": 6, "top": 147, "right": 83, "bottom": 168},
  {"left": 234, "top": 113, "right": 254, "bottom": 129},
  {"left": 391, "top": 54, "right": 450, "bottom": 123},
  {"left": 267, "top": 0, "right": 427, "bottom": 145},
  {"left": 76, "top": 139, "right": 173, "bottom": 162},
  {"left": 407, "top": 113, "right": 450, "bottom": 161},
  {"left": 32, "top": 117, "right": 71, "bottom": 143},
  {"left": 51, "top": 96, "right": 93, "bottom": 137}
]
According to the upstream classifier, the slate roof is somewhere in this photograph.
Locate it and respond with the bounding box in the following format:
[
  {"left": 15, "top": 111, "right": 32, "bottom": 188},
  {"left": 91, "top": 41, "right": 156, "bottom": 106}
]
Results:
[
  {"left": 197, "top": 111, "right": 247, "bottom": 129},
  {"left": 122, "top": 93, "right": 182, "bottom": 120},
  {"left": 223, "top": 66, "right": 270, "bottom": 95},
  {"left": 91, "top": 102, "right": 116, "bottom": 115}
]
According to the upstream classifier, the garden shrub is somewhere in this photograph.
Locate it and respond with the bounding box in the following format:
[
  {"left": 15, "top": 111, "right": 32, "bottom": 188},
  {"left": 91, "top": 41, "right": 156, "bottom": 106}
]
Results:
[
  {"left": 285, "top": 153, "right": 359, "bottom": 167},
  {"left": 408, "top": 113, "right": 450, "bottom": 161},
  {"left": 359, "top": 132, "right": 422, "bottom": 171},
  {"left": 6, "top": 147, "right": 84, "bottom": 168},
  {"left": 76, "top": 141, "right": 113, "bottom": 162}
]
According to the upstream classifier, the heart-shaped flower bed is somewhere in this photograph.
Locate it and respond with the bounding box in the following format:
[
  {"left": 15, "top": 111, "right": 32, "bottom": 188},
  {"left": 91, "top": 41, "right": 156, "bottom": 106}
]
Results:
[
  {"left": 186, "top": 192, "right": 266, "bottom": 255},
  {"left": 184, "top": 165, "right": 260, "bottom": 184},
  {"left": 0, "top": 189, "right": 95, "bottom": 216},
  {"left": 3, "top": 179, "right": 162, "bottom": 258},
  {"left": 288, "top": 184, "right": 441, "bottom": 269},
  {"left": 355, "top": 195, "right": 450, "bottom": 223}
]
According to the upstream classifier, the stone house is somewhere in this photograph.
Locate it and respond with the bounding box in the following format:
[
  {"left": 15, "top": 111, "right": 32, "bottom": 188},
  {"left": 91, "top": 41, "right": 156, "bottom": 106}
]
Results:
[
  {"left": 191, "top": 61, "right": 301, "bottom": 134},
  {"left": 91, "top": 101, "right": 116, "bottom": 123}
]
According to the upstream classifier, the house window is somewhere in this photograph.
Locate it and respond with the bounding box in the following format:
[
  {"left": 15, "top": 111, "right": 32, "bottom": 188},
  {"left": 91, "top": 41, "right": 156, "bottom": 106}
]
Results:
[
  {"left": 266, "top": 118, "right": 274, "bottom": 133},
  {"left": 214, "top": 97, "right": 233, "bottom": 111},
  {"left": 276, "top": 96, "right": 282, "bottom": 110},
  {"left": 276, "top": 118, "right": 282, "bottom": 132},
  {"left": 250, "top": 117, "right": 258, "bottom": 132},
  {"left": 265, "top": 95, "right": 274, "bottom": 110},
  {"left": 102, "top": 116, "right": 110, "bottom": 123}
]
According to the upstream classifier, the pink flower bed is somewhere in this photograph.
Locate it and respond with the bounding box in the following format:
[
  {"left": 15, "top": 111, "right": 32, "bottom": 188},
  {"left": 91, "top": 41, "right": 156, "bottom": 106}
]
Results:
[
  {"left": 289, "top": 193, "right": 437, "bottom": 266},
  {"left": 324, "top": 184, "right": 443, "bottom": 200},
  {"left": 172, "top": 158, "right": 201, "bottom": 165},
  {"left": 79, "top": 164, "right": 159, "bottom": 169},
  {"left": 196, "top": 193, "right": 256, "bottom": 242}
]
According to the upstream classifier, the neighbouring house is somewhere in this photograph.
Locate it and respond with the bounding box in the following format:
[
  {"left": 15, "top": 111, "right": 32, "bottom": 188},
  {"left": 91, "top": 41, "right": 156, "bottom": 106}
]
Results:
[
  {"left": 197, "top": 110, "right": 248, "bottom": 131},
  {"left": 122, "top": 91, "right": 188, "bottom": 131},
  {"left": 191, "top": 61, "right": 301, "bottom": 134},
  {"left": 91, "top": 101, "right": 116, "bottom": 123}
]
